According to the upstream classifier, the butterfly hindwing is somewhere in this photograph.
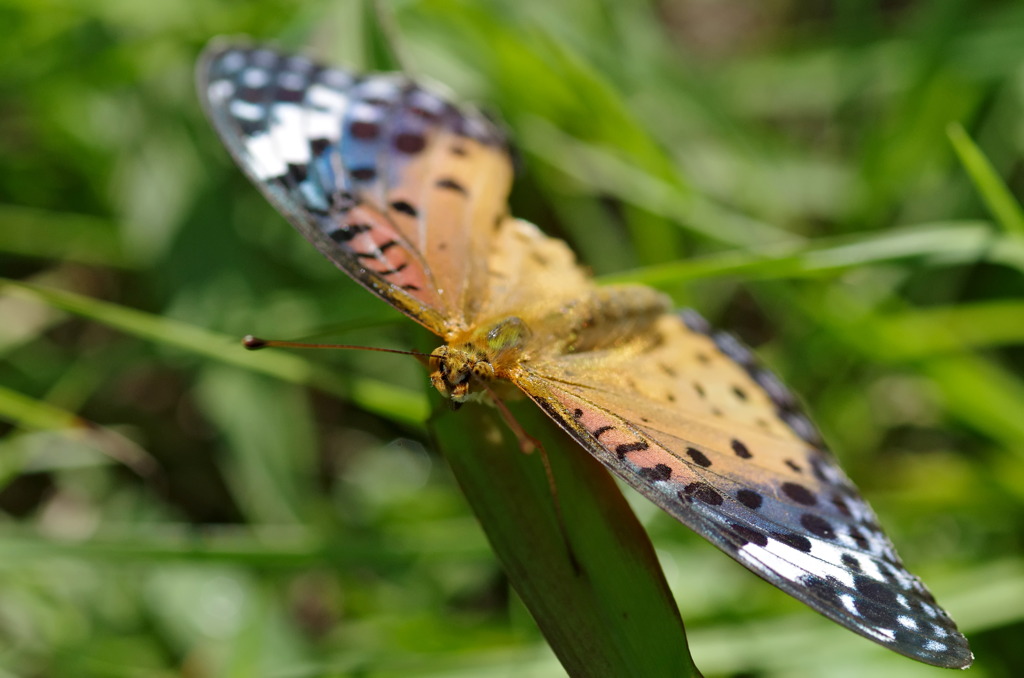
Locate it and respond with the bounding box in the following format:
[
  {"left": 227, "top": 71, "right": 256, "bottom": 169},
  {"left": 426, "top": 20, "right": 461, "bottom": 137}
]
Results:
[
  {"left": 198, "top": 42, "right": 515, "bottom": 335},
  {"left": 513, "top": 308, "right": 971, "bottom": 668}
]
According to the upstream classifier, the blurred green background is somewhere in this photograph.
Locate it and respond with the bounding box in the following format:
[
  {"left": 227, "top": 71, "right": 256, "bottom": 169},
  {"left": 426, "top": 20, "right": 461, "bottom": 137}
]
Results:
[{"left": 2, "top": 0, "right": 1024, "bottom": 675}]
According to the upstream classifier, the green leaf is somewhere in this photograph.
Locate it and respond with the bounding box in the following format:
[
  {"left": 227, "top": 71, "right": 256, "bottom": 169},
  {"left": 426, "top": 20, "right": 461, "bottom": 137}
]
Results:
[{"left": 431, "top": 401, "right": 699, "bottom": 677}]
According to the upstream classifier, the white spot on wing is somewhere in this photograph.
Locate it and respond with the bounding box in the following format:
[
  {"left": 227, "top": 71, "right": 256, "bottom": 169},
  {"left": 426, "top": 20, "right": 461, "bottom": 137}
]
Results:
[
  {"left": 357, "top": 77, "right": 401, "bottom": 102},
  {"left": 243, "top": 133, "right": 287, "bottom": 179},
  {"left": 308, "top": 84, "right": 348, "bottom": 113},
  {"left": 408, "top": 89, "right": 446, "bottom": 116},
  {"left": 839, "top": 592, "right": 859, "bottom": 616},
  {"left": 737, "top": 542, "right": 805, "bottom": 585},
  {"left": 229, "top": 99, "right": 264, "bottom": 122},
  {"left": 461, "top": 114, "right": 489, "bottom": 138},
  {"left": 898, "top": 615, "right": 918, "bottom": 630},
  {"left": 269, "top": 104, "right": 310, "bottom": 165},
  {"left": 242, "top": 67, "right": 270, "bottom": 89},
  {"left": 349, "top": 101, "right": 383, "bottom": 123},
  {"left": 277, "top": 70, "right": 306, "bottom": 91},
  {"left": 755, "top": 537, "right": 856, "bottom": 588},
  {"left": 807, "top": 541, "right": 864, "bottom": 584},
  {"left": 307, "top": 110, "right": 341, "bottom": 142},
  {"left": 853, "top": 555, "right": 883, "bottom": 580},
  {"left": 220, "top": 51, "right": 246, "bottom": 73},
  {"left": 207, "top": 80, "right": 234, "bottom": 103},
  {"left": 319, "top": 69, "right": 353, "bottom": 89}
]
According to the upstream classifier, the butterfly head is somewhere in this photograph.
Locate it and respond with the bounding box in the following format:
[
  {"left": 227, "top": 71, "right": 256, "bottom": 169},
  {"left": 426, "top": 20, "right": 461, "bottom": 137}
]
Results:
[
  {"left": 429, "top": 344, "right": 494, "bottom": 407},
  {"left": 429, "top": 316, "right": 531, "bottom": 407}
]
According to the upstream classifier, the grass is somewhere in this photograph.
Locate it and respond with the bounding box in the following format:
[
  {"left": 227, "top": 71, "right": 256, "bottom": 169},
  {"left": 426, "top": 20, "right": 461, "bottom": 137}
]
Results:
[{"left": 2, "top": 0, "right": 1024, "bottom": 676}]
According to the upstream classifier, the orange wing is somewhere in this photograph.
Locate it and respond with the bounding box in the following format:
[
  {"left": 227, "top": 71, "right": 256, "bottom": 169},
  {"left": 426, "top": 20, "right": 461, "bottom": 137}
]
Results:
[
  {"left": 198, "top": 42, "right": 514, "bottom": 338},
  {"left": 511, "top": 309, "right": 971, "bottom": 668}
]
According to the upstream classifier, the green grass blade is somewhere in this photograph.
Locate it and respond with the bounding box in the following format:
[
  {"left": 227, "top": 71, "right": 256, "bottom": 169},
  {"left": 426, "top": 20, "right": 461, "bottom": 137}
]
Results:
[
  {"left": 602, "top": 221, "right": 1011, "bottom": 286},
  {"left": 0, "top": 278, "right": 427, "bottom": 425},
  {"left": 0, "top": 384, "right": 155, "bottom": 478},
  {"left": 873, "top": 300, "right": 1024, "bottom": 357},
  {"left": 523, "top": 117, "right": 798, "bottom": 249},
  {"left": 362, "top": 0, "right": 404, "bottom": 71},
  {"left": 947, "top": 122, "right": 1024, "bottom": 236},
  {"left": 0, "top": 382, "right": 80, "bottom": 431}
]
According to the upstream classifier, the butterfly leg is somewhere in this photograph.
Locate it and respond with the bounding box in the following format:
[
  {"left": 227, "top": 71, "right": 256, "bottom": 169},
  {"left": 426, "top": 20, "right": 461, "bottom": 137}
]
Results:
[{"left": 485, "top": 386, "right": 582, "bottom": 574}]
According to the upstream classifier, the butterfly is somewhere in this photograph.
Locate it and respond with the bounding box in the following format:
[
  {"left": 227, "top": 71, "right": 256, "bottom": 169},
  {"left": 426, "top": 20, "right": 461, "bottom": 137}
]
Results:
[{"left": 197, "top": 41, "right": 972, "bottom": 669}]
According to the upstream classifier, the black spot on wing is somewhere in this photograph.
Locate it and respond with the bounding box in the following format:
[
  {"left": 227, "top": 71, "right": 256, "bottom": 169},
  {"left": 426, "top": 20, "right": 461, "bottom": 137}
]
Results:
[
  {"left": 615, "top": 441, "right": 649, "bottom": 458},
  {"left": 436, "top": 178, "right": 468, "bottom": 194},
  {"left": 395, "top": 132, "right": 426, "bottom": 154},
  {"left": 736, "top": 489, "right": 763, "bottom": 510},
  {"left": 731, "top": 439, "right": 752, "bottom": 459},
  {"left": 351, "top": 121, "right": 380, "bottom": 139},
  {"left": 782, "top": 482, "right": 817, "bottom": 506},
  {"left": 286, "top": 163, "right": 307, "bottom": 182},
  {"left": 800, "top": 575, "right": 843, "bottom": 608},
  {"left": 847, "top": 526, "right": 870, "bottom": 550},
  {"left": 639, "top": 464, "right": 672, "bottom": 481},
  {"left": 800, "top": 513, "right": 836, "bottom": 540},
  {"left": 772, "top": 531, "right": 812, "bottom": 553},
  {"left": 681, "top": 482, "right": 723, "bottom": 506},
  {"left": 729, "top": 523, "right": 769, "bottom": 547},
  {"left": 310, "top": 137, "right": 331, "bottom": 155},
  {"left": 375, "top": 262, "right": 409, "bottom": 276},
  {"left": 685, "top": 447, "right": 712, "bottom": 468},
  {"left": 329, "top": 223, "right": 372, "bottom": 243},
  {"left": 390, "top": 200, "right": 419, "bottom": 217},
  {"left": 831, "top": 495, "right": 852, "bottom": 517},
  {"left": 350, "top": 167, "right": 377, "bottom": 181}
]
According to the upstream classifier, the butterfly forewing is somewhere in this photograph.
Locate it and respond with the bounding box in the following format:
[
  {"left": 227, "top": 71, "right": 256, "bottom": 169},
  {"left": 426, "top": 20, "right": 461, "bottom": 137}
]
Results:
[
  {"left": 198, "top": 42, "right": 515, "bottom": 337},
  {"left": 199, "top": 42, "right": 971, "bottom": 669},
  {"left": 513, "top": 309, "right": 971, "bottom": 667}
]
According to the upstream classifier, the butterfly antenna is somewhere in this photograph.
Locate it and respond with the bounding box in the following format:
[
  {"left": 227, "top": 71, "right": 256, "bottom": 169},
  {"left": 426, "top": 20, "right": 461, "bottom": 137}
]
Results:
[
  {"left": 243, "top": 335, "right": 433, "bottom": 363},
  {"left": 486, "top": 385, "right": 582, "bottom": 575}
]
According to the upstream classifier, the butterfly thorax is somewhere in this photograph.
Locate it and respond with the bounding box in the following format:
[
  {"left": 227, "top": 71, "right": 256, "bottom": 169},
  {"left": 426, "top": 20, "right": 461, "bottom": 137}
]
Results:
[{"left": 430, "top": 316, "right": 532, "bottom": 403}]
